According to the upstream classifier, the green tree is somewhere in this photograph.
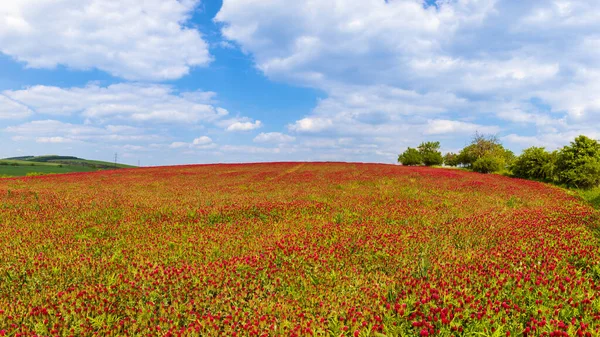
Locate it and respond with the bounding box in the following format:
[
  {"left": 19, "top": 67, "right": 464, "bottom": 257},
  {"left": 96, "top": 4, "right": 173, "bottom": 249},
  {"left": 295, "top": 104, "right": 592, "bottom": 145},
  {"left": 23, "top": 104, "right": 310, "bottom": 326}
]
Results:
[
  {"left": 511, "top": 147, "right": 557, "bottom": 181},
  {"left": 457, "top": 133, "right": 513, "bottom": 173},
  {"left": 418, "top": 141, "right": 443, "bottom": 166},
  {"left": 398, "top": 147, "right": 422, "bottom": 166},
  {"left": 472, "top": 155, "right": 504, "bottom": 174},
  {"left": 443, "top": 152, "right": 460, "bottom": 167},
  {"left": 556, "top": 135, "right": 600, "bottom": 188}
]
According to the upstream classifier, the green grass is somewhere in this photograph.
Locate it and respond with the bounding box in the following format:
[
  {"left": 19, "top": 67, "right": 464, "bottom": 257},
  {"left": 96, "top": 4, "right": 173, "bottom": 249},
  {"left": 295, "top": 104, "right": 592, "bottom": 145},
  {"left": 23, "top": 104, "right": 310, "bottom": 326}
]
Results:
[
  {"left": 0, "top": 155, "right": 136, "bottom": 177},
  {"left": 0, "top": 159, "right": 62, "bottom": 167},
  {"left": 437, "top": 166, "right": 600, "bottom": 210},
  {"left": 52, "top": 159, "right": 135, "bottom": 168},
  {"left": 576, "top": 186, "right": 600, "bottom": 210},
  {"left": 0, "top": 165, "right": 99, "bottom": 177}
]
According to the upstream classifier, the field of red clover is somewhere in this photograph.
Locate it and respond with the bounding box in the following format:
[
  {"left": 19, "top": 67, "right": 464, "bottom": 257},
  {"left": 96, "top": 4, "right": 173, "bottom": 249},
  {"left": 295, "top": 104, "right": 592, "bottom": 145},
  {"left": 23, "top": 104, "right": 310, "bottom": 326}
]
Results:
[{"left": 0, "top": 162, "right": 599, "bottom": 336}]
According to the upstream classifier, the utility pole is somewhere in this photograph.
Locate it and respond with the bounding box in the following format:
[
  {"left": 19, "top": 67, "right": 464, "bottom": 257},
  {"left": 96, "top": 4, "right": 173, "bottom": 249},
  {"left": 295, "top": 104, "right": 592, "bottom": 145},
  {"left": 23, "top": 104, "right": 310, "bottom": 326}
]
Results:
[{"left": 114, "top": 153, "right": 118, "bottom": 168}]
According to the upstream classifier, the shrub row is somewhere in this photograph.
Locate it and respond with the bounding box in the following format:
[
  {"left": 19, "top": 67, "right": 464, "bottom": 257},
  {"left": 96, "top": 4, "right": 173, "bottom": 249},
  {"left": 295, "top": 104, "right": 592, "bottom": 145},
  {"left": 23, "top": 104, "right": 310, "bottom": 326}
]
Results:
[{"left": 399, "top": 134, "right": 600, "bottom": 188}]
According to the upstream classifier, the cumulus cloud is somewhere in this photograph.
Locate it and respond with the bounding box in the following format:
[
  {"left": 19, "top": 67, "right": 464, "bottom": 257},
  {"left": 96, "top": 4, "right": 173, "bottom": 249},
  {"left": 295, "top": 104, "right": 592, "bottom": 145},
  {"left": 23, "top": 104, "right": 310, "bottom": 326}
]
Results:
[
  {"left": 2, "top": 83, "right": 230, "bottom": 124},
  {"left": 216, "top": 0, "right": 600, "bottom": 158},
  {"left": 0, "top": 0, "right": 210, "bottom": 80},
  {"left": 502, "top": 129, "right": 600, "bottom": 151},
  {"left": 216, "top": 0, "right": 501, "bottom": 88},
  {"left": 5, "top": 119, "right": 162, "bottom": 143},
  {"left": 0, "top": 94, "right": 32, "bottom": 119},
  {"left": 225, "top": 120, "right": 262, "bottom": 132},
  {"left": 192, "top": 136, "right": 212, "bottom": 145},
  {"left": 288, "top": 117, "right": 333, "bottom": 133},
  {"left": 253, "top": 132, "right": 295, "bottom": 143},
  {"left": 169, "top": 136, "right": 215, "bottom": 150},
  {"left": 425, "top": 120, "right": 500, "bottom": 135},
  {"left": 220, "top": 145, "right": 284, "bottom": 154},
  {"left": 122, "top": 144, "right": 146, "bottom": 151},
  {"left": 169, "top": 142, "right": 189, "bottom": 149},
  {"left": 0, "top": 82, "right": 265, "bottom": 163},
  {"left": 36, "top": 136, "right": 73, "bottom": 144}
]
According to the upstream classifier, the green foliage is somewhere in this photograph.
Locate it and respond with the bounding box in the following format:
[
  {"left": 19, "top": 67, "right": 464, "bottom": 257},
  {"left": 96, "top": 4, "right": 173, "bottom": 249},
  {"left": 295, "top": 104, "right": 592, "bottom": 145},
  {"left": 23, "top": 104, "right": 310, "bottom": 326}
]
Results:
[
  {"left": 417, "top": 141, "right": 443, "bottom": 166},
  {"left": 577, "top": 186, "right": 600, "bottom": 210},
  {"left": 556, "top": 135, "right": 600, "bottom": 188},
  {"left": 0, "top": 164, "right": 91, "bottom": 177},
  {"left": 457, "top": 133, "right": 512, "bottom": 173},
  {"left": 472, "top": 155, "right": 504, "bottom": 173},
  {"left": 558, "top": 158, "right": 600, "bottom": 189},
  {"left": 26, "top": 172, "right": 50, "bottom": 177},
  {"left": 0, "top": 155, "right": 135, "bottom": 177},
  {"left": 443, "top": 152, "right": 460, "bottom": 167},
  {"left": 511, "top": 146, "right": 557, "bottom": 181},
  {"left": 398, "top": 141, "right": 443, "bottom": 166},
  {"left": 398, "top": 147, "right": 422, "bottom": 166}
]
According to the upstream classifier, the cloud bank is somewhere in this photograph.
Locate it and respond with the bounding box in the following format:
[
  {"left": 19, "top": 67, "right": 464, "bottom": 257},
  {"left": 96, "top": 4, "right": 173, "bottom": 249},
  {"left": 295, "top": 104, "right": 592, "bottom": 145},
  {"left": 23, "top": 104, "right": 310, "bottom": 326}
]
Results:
[
  {"left": 217, "top": 0, "right": 600, "bottom": 156},
  {"left": 0, "top": 0, "right": 210, "bottom": 80}
]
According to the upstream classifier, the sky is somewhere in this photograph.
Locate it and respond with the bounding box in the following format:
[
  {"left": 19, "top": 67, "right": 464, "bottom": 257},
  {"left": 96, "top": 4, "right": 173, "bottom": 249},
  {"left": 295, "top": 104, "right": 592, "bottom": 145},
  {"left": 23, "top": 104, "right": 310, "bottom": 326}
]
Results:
[{"left": 1, "top": 0, "right": 600, "bottom": 166}]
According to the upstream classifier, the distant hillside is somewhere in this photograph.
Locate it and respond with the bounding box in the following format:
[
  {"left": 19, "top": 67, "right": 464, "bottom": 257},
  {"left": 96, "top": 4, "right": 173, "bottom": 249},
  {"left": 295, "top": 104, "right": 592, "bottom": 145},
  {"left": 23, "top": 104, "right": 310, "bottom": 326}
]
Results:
[{"left": 0, "top": 155, "right": 136, "bottom": 177}]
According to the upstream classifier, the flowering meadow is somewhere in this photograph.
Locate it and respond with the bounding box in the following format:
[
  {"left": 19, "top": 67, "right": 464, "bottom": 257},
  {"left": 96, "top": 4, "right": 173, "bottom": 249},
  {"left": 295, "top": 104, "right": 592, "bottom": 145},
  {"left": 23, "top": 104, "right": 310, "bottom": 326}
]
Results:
[{"left": 0, "top": 162, "right": 599, "bottom": 337}]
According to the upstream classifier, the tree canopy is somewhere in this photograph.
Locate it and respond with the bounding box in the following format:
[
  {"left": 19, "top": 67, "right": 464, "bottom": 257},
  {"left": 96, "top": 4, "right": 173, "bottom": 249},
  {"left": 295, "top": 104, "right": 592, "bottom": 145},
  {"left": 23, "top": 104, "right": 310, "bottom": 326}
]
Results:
[
  {"left": 398, "top": 147, "right": 422, "bottom": 166},
  {"left": 456, "top": 133, "right": 514, "bottom": 173},
  {"left": 418, "top": 141, "right": 443, "bottom": 166},
  {"left": 398, "top": 133, "right": 600, "bottom": 188}
]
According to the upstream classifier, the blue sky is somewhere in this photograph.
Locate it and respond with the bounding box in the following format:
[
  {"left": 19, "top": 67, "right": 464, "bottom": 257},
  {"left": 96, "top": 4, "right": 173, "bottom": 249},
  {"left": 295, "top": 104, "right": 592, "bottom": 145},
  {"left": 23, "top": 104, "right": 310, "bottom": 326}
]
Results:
[{"left": 1, "top": 0, "right": 599, "bottom": 166}]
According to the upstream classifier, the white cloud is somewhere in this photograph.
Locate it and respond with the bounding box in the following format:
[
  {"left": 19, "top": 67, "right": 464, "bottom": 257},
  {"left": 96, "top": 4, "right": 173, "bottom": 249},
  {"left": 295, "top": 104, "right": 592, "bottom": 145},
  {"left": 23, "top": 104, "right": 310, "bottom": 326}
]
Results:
[
  {"left": 216, "top": 0, "right": 600, "bottom": 160},
  {"left": 0, "top": 94, "right": 32, "bottom": 119},
  {"left": 0, "top": 0, "right": 210, "bottom": 80},
  {"left": 502, "top": 129, "right": 600, "bottom": 151},
  {"left": 2, "top": 83, "right": 231, "bottom": 124},
  {"left": 36, "top": 136, "right": 73, "bottom": 144},
  {"left": 226, "top": 120, "right": 262, "bottom": 132},
  {"left": 216, "top": 0, "right": 497, "bottom": 87},
  {"left": 169, "top": 136, "right": 215, "bottom": 150},
  {"left": 192, "top": 136, "right": 212, "bottom": 145},
  {"left": 122, "top": 145, "right": 145, "bottom": 151},
  {"left": 288, "top": 117, "right": 333, "bottom": 133},
  {"left": 5, "top": 120, "right": 162, "bottom": 143},
  {"left": 425, "top": 119, "right": 500, "bottom": 135},
  {"left": 220, "top": 145, "right": 284, "bottom": 154},
  {"left": 169, "top": 142, "right": 189, "bottom": 149},
  {"left": 253, "top": 132, "right": 295, "bottom": 143}
]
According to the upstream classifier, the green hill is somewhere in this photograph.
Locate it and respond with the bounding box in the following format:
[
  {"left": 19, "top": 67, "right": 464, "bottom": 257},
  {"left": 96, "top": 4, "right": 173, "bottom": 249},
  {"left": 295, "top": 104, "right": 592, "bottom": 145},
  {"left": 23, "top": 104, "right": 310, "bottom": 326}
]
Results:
[{"left": 0, "top": 155, "right": 136, "bottom": 177}]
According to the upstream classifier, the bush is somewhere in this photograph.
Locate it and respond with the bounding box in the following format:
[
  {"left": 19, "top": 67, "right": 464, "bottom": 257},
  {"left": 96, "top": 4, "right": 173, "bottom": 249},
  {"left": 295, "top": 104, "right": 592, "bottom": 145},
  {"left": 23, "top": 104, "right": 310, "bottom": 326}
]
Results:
[
  {"left": 556, "top": 135, "right": 600, "bottom": 188},
  {"left": 26, "top": 172, "right": 49, "bottom": 177},
  {"left": 418, "top": 141, "right": 443, "bottom": 166},
  {"left": 472, "top": 156, "right": 503, "bottom": 174},
  {"left": 557, "top": 158, "right": 600, "bottom": 188},
  {"left": 555, "top": 135, "right": 600, "bottom": 188},
  {"left": 398, "top": 147, "right": 422, "bottom": 166},
  {"left": 511, "top": 147, "right": 556, "bottom": 181},
  {"left": 457, "top": 133, "right": 512, "bottom": 173},
  {"left": 443, "top": 152, "right": 460, "bottom": 167}
]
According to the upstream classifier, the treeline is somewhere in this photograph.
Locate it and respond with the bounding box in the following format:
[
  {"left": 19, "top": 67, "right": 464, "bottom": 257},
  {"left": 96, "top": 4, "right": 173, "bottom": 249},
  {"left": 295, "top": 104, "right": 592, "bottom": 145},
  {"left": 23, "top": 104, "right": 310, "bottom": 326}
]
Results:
[{"left": 398, "top": 133, "right": 600, "bottom": 189}]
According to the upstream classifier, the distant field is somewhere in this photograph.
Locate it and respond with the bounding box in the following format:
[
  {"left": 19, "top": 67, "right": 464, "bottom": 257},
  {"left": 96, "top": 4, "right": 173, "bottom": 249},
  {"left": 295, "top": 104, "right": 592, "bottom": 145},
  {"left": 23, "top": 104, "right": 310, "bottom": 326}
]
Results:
[
  {"left": 0, "top": 159, "right": 61, "bottom": 166},
  {"left": 0, "top": 163, "right": 598, "bottom": 336},
  {"left": 0, "top": 164, "right": 97, "bottom": 176},
  {"left": 0, "top": 155, "right": 134, "bottom": 177},
  {"left": 49, "top": 159, "right": 134, "bottom": 169}
]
